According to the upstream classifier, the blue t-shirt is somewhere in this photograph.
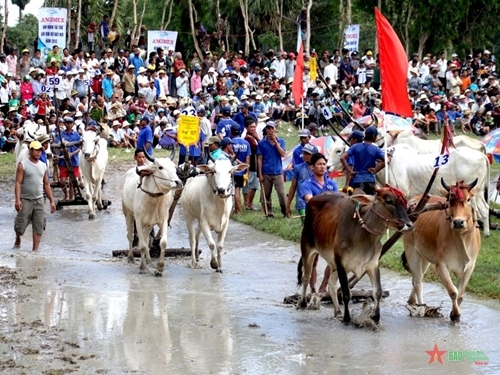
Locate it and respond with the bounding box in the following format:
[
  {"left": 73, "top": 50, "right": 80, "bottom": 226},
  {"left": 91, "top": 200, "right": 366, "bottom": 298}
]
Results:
[
  {"left": 292, "top": 143, "right": 305, "bottom": 167},
  {"left": 292, "top": 162, "right": 313, "bottom": 210},
  {"left": 137, "top": 126, "right": 153, "bottom": 155},
  {"left": 216, "top": 118, "right": 238, "bottom": 138},
  {"left": 0, "top": 135, "right": 6, "bottom": 149},
  {"left": 300, "top": 177, "right": 338, "bottom": 201},
  {"left": 231, "top": 136, "right": 251, "bottom": 176},
  {"left": 347, "top": 142, "right": 385, "bottom": 183},
  {"left": 211, "top": 148, "right": 222, "bottom": 160},
  {"left": 56, "top": 130, "right": 81, "bottom": 167},
  {"left": 179, "top": 131, "right": 206, "bottom": 157},
  {"left": 257, "top": 137, "right": 286, "bottom": 175}
]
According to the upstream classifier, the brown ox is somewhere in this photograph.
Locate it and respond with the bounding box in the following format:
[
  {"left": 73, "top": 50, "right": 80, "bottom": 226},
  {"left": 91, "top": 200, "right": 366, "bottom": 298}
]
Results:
[
  {"left": 402, "top": 178, "right": 481, "bottom": 322},
  {"left": 297, "top": 187, "right": 413, "bottom": 324}
]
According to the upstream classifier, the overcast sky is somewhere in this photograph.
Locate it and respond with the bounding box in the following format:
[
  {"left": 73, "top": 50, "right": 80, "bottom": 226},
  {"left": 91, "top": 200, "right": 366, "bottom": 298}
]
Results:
[{"left": 6, "top": 0, "right": 44, "bottom": 26}]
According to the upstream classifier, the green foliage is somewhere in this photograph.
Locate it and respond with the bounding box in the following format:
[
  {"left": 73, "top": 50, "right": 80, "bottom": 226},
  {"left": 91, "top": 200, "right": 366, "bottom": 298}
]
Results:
[
  {"left": 7, "top": 14, "right": 38, "bottom": 50},
  {"left": 258, "top": 32, "right": 280, "bottom": 49}
]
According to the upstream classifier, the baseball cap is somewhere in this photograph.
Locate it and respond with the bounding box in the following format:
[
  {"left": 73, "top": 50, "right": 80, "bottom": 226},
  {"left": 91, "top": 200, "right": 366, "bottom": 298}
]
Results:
[
  {"left": 302, "top": 143, "right": 318, "bottom": 155},
  {"left": 221, "top": 106, "right": 231, "bottom": 116},
  {"left": 365, "top": 126, "right": 378, "bottom": 136},
  {"left": 29, "top": 140, "right": 43, "bottom": 150},
  {"left": 298, "top": 129, "right": 310, "bottom": 137},
  {"left": 208, "top": 136, "right": 221, "bottom": 145},
  {"left": 220, "top": 137, "right": 233, "bottom": 148},
  {"left": 63, "top": 117, "right": 74, "bottom": 123},
  {"left": 197, "top": 106, "right": 206, "bottom": 113},
  {"left": 230, "top": 124, "right": 241, "bottom": 134},
  {"left": 348, "top": 130, "right": 365, "bottom": 141},
  {"left": 265, "top": 121, "right": 276, "bottom": 128}
]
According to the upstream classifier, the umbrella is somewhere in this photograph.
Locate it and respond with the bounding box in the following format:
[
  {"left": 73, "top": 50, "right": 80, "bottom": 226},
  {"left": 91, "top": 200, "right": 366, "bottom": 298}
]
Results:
[
  {"left": 481, "top": 128, "right": 500, "bottom": 162},
  {"left": 340, "top": 112, "right": 417, "bottom": 136},
  {"left": 282, "top": 136, "right": 345, "bottom": 180}
]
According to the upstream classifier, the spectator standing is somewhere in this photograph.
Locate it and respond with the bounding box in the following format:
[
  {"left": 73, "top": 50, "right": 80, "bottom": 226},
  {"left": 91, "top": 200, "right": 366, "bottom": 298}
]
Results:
[{"left": 257, "top": 121, "right": 287, "bottom": 217}]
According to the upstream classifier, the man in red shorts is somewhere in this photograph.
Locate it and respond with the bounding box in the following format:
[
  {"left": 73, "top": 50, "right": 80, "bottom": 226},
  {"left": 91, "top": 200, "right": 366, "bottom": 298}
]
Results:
[{"left": 56, "top": 117, "right": 82, "bottom": 201}]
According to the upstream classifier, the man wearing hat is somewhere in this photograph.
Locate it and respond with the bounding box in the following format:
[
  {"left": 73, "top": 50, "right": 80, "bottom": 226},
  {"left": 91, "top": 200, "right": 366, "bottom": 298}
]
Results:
[
  {"left": 292, "top": 128, "right": 311, "bottom": 167},
  {"left": 36, "top": 133, "right": 52, "bottom": 167},
  {"left": 217, "top": 106, "right": 238, "bottom": 139},
  {"left": 109, "top": 120, "right": 125, "bottom": 147},
  {"left": 46, "top": 45, "right": 62, "bottom": 68},
  {"left": 176, "top": 69, "right": 189, "bottom": 98},
  {"left": 55, "top": 117, "right": 82, "bottom": 201},
  {"left": 102, "top": 69, "right": 115, "bottom": 100},
  {"left": 14, "top": 140, "right": 56, "bottom": 251},
  {"left": 207, "top": 136, "right": 222, "bottom": 159},
  {"left": 257, "top": 121, "right": 287, "bottom": 217},
  {"left": 19, "top": 49, "right": 31, "bottom": 77},
  {"left": 340, "top": 125, "right": 385, "bottom": 195},
  {"left": 136, "top": 117, "right": 153, "bottom": 155},
  {"left": 286, "top": 142, "right": 317, "bottom": 219}
]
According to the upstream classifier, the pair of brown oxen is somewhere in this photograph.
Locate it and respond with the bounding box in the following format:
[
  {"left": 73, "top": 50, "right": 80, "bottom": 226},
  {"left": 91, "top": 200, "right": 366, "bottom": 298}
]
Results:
[{"left": 297, "top": 178, "right": 481, "bottom": 325}]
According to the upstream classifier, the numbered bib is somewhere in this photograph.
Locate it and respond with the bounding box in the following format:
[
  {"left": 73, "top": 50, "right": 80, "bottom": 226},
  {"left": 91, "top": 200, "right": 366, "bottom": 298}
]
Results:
[
  {"left": 181, "top": 106, "right": 197, "bottom": 117},
  {"left": 41, "top": 85, "right": 52, "bottom": 94},
  {"left": 433, "top": 154, "right": 449, "bottom": 169},
  {"left": 322, "top": 106, "right": 333, "bottom": 120},
  {"left": 46, "top": 75, "right": 62, "bottom": 90},
  {"left": 85, "top": 80, "right": 93, "bottom": 86}
]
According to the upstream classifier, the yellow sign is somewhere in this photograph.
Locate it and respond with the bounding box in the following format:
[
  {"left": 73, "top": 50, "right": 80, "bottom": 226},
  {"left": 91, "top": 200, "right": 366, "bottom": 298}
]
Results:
[
  {"left": 309, "top": 56, "right": 317, "bottom": 81},
  {"left": 177, "top": 115, "right": 200, "bottom": 147}
]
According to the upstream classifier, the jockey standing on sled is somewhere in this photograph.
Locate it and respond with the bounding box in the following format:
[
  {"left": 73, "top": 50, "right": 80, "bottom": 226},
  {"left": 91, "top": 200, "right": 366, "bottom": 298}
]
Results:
[{"left": 340, "top": 126, "right": 385, "bottom": 195}]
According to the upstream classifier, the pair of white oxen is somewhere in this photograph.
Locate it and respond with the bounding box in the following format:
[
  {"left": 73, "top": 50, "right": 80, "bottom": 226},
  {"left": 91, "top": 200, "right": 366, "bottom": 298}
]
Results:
[
  {"left": 15, "top": 122, "right": 110, "bottom": 220},
  {"left": 122, "top": 152, "right": 247, "bottom": 276},
  {"left": 327, "top": 130, "right": 491, "bottom": 236}
]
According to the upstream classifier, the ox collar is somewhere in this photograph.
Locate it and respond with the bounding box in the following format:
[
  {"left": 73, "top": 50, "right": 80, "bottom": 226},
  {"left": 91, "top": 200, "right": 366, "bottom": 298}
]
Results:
[
  {"left": 137, "top": 171, "right": 165, "bottom": 198},
  {"left": 354, "top": 202, "right": 385, "bottom": 235}
]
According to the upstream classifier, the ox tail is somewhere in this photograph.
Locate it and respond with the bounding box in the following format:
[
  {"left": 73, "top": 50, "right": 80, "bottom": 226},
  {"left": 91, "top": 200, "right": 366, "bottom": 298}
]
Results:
[
  {"left": 401, "top": 252, "right": 411, "bottom": 273},
  {"left": 297, "top": 257, "right": 303, "bottom": 287}
]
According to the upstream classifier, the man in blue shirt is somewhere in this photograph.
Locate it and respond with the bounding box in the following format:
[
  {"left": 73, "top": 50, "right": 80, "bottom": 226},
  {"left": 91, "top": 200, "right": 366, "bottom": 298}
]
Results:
[
  {"left": 232, "top": 102, "right": 251, "bottom": 129},
  {"left": 179, "top": 129, "right": 206, "bottom": 166},
  {"left": 55, "top": 117, "right": 82, "bottom": 201},
  {"left": 136, "top": 118, "right": 153, "bottom": 156},
  {"left": 230, "top": 124, "right": 251, "bottom": 214},
  {"left": 342, "top": 130, "right": 364, "bottom": 192},
  {"left": 129, "top": 48, "right": 144, "bottom": 76},
  {"left": 299, "top": 152, "right": 338, "bottom": 294},
  {"left": 292, "top": 128, "right": 311, "bottom": 167},
  {"left": 257, "top": 121, "right": 286, "bottom": 217},
  {"left": 217, "top": 106, "right": 238, "bottom": 138},
  {"left": 286, "top": 143, "right": 317, "bottom": 219},
  {"left": 300, "top": 153, "right": 338, "bottom": 202},
  {"left": 340, "top": 125, "right": 385, "bottom": 195}
]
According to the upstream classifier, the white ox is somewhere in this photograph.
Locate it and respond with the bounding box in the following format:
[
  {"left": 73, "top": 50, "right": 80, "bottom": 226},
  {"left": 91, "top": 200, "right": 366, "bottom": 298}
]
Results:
[
  {"left": 122, "top": 151, "right": 182, "bottom": 276},
  {"left": 15, "top": 122, "right": 49, "bottom": 163},
  {"left": 376, "top": 144, "right": 490, "bottom": 236},
  {"left": 381, "top": 130, "right": 486, "bottom": 154},
  {"left": 79, "top": 130, "right": 109, "bottom": 219},
  {"left": 180, "top": 158, "right": 248, "bottom": 272}
]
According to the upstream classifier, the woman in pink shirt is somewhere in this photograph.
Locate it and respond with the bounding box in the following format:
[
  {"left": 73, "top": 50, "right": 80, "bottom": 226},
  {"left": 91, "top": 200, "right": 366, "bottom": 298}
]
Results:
[
  {"left": 351, "top": 96, "right": 366, "bottom": 119},
  {"left": 20, "top": 76, "right": 34, "bottom": 104},
  {"left": 190, "top": 68, "right": 202, "bottom": 94},
  {"left": 6, "top": 48, "right": 18, "bottom": 77}
]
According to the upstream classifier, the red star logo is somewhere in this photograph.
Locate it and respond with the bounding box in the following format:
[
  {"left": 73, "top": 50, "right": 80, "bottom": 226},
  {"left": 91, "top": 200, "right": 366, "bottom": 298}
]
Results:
[{"left": 425, "top": 343, "right": 447, "bottom": 364}]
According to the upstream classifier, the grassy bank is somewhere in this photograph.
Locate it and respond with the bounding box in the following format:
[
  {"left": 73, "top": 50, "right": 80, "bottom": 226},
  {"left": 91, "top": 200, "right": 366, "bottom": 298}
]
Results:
[{"left": 231, "top": 125, "right": 500, "bottom": 300}]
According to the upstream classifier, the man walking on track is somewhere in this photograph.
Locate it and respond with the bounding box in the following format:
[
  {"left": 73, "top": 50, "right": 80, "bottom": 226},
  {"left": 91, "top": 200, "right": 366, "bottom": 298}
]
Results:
[{"left": 14, "top": 141, "right": 56, "bottom": 251}]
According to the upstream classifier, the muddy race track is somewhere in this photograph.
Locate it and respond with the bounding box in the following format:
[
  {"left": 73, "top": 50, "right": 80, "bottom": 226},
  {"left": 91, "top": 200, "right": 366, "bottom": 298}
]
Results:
[{"left": 0, "top": 161, "right": 499, "bottom": 375}]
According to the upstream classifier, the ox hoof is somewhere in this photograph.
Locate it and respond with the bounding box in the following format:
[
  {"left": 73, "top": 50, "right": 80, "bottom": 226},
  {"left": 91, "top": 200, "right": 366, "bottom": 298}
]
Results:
[
  {"left": 296, "top": 300, "right": 307, "bottom": 310},
  {"left": 370, "top": 314, "right": 381, "bottom": 324},
  {"left": 342, "top": 316, "right": 351, "bottom": 325},
  {"left": 450, "top": 311, "right": 461, "bottom": 322},
  {"left": 215, "top": 268, "right": 223, "bottom": 273},
  {"left": 154, "top": 270, "right": 163, "bottom": 277},
  {"left": 210, "top": 258, "right": 219, "bottom": 270},
  {"left": 89, "top": 213, "right": 95, "bottom": 220},
  {"left": 190, "top": 261, "right": 201, "bottom": 269},
  {"left": 128, "top": 257, "right": 135, "bottom": 264}
]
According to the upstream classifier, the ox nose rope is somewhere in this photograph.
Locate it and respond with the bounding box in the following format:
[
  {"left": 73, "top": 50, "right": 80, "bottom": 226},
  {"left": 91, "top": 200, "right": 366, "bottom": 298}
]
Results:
[
  {"left": 203, "top": 172, "right": 234, "bottom": 197},
  {"left": 353, "top": 202, "right": 386, "bottom": 235},
  {"left": 137, "top": 172, "right": 178, "bottom": 198}
]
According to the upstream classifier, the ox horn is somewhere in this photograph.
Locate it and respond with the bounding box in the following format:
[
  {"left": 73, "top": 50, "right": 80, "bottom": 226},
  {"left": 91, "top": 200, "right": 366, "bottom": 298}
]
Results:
[
  {"left": 441, "top": 177, "right": 451, "bottom": 192},
  {"left": 144, "top": 150, "right": 155, "bottom": 163},
  {"left": 467, "top": 178, "right": 478, "bottom": 191},
  {"left": 136, "top": 166, "right": 141, "bottom": 176},
  {"left": 27, "top": 130, "right": 36, "bottom": 140},
  {"left": 371, "top": 113, "right": 379, "bottom": 126},
  {"left": 168, "top": 147, "right": 176, "bottom": 161}
]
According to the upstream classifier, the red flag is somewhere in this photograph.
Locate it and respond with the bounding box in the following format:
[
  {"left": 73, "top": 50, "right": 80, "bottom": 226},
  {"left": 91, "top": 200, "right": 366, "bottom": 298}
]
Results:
[
  {"left": 292, "top": 43, "right": 304, "bottom": 108},
  {"left": 375, "top": 8, "right": 413, "bottom": 117}
]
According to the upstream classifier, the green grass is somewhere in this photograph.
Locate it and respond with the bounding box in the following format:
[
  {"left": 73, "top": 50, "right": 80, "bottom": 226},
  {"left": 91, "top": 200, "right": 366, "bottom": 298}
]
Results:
[{"left": 231, "top": 124, "right": 500, "bottom": 300}]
